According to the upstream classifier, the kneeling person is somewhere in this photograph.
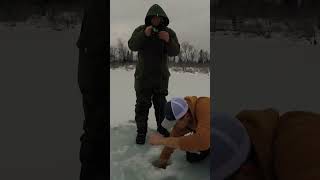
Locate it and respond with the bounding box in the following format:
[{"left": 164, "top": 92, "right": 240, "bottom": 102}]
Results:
[{"left": 149, "top": 96, "right": 210, "bottom": 168}]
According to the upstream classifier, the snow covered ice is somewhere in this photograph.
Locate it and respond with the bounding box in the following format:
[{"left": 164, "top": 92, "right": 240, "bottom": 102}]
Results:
[
  {"left": 110, "top": 125, "right": 210, "bottom": 180},
  {"left": 110, "top": 68, "right": 210, "bottom": 180}
]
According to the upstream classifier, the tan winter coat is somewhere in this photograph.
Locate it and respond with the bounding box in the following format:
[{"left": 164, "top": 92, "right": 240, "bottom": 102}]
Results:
[
  {"left": 160, "top": 96, "right": 210, "bottom": 161},
  {"left": 230, "top": 109, "right": 320, "bottom": 180}
]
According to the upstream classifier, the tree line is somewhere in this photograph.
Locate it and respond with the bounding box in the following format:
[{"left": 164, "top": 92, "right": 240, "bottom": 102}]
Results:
[
  {"left": 211, "top": 0, "right": 320, "bottom": 44},
  {"left": 0, "top": 0, "right": 82, "bottom": 22},
  {"left": 212, "top": 0, "right": 320, "bottom": 18},
  {"left": 110, "top": 39, "right": 210, "bottom": 66}
]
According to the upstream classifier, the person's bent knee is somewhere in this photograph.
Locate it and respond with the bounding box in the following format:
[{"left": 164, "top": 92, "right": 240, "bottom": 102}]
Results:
[{"left": 186, "top": 150, "right": 209, "bottom": 163}]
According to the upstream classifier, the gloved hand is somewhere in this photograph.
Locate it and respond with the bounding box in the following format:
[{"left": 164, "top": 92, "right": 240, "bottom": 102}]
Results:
[{"left": 152, "top": 159, "right": 169, "bottom": 169}]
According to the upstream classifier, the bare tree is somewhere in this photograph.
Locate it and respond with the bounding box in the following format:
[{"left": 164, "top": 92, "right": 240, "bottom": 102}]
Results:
[
  {"left": 125, "top": 50, "right": 134, "bottom": 63},
  {"left": 117, "top": 38, "right": 128, "bottom": 62},
  {"left": 181, "top": 41, "right": 189, "bottom": 63},
  {"left": 198, "top": 49, "right": 204, "bottom": 64},
  {"left": 203, "top": 50, "right": 210, "bottom": 64},
  {"left": 110, "top": 46, "right": 117, "bottom": 62},
  {"left": 177, "top": 51, "right": 183, "bottom": 64},
  {"left": 181, "top": 41, "right": 196, "bottom": 63},
  {"left": 190, "top": 47, "right": 198, "bottom": 63}
]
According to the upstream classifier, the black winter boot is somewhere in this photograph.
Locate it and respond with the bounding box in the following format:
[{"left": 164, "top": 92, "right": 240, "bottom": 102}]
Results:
[{"left": 136, "top": 132, "right": 146, "bottom": 145}]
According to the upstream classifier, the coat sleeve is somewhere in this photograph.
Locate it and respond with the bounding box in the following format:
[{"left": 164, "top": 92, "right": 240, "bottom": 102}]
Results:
[
  {"left": 128, "top": 25, "right": 147, "bottom": 51},
  {"left": 177, "top": 98, "right": 211, "bottom": 152},
  {"left": 166, "top": 29, "right": 180, "bottom": 57},
  {"left": 159, "top": 125, "right": 191, "bottom": 161}
]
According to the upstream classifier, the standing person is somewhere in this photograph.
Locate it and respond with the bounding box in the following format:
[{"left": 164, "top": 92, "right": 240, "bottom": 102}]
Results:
[
  {"left": 149, "top": 96, "right": 211, "bottom": 168},
  {"left": 128, "top": 4, "right": 180, "bottom": 144},
  {"left": 77, "top": 0, "right": 108, "bottom": 179}
]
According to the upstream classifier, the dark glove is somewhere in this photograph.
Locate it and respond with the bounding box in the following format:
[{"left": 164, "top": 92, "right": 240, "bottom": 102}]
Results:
[
  {"left": 152, "top": 159, "right": 169, "bottom": 169},
  {"left": 157, "top": 126, "right": 170, "bottom": 137}
]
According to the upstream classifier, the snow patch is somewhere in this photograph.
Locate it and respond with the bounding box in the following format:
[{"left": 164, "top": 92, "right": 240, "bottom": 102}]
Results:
[{"left": 110, "top": 125, "right": 210, "bottom": 180}]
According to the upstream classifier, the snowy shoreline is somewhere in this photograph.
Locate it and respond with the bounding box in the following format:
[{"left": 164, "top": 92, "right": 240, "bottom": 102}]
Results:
[{"left": 110, "top": 68, "right": 210, "bottom": 128}]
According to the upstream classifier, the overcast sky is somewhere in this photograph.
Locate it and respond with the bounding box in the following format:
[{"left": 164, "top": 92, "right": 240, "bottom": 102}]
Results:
[{"left": 110, "top": 0, "right": 210, "bottom": 52}]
